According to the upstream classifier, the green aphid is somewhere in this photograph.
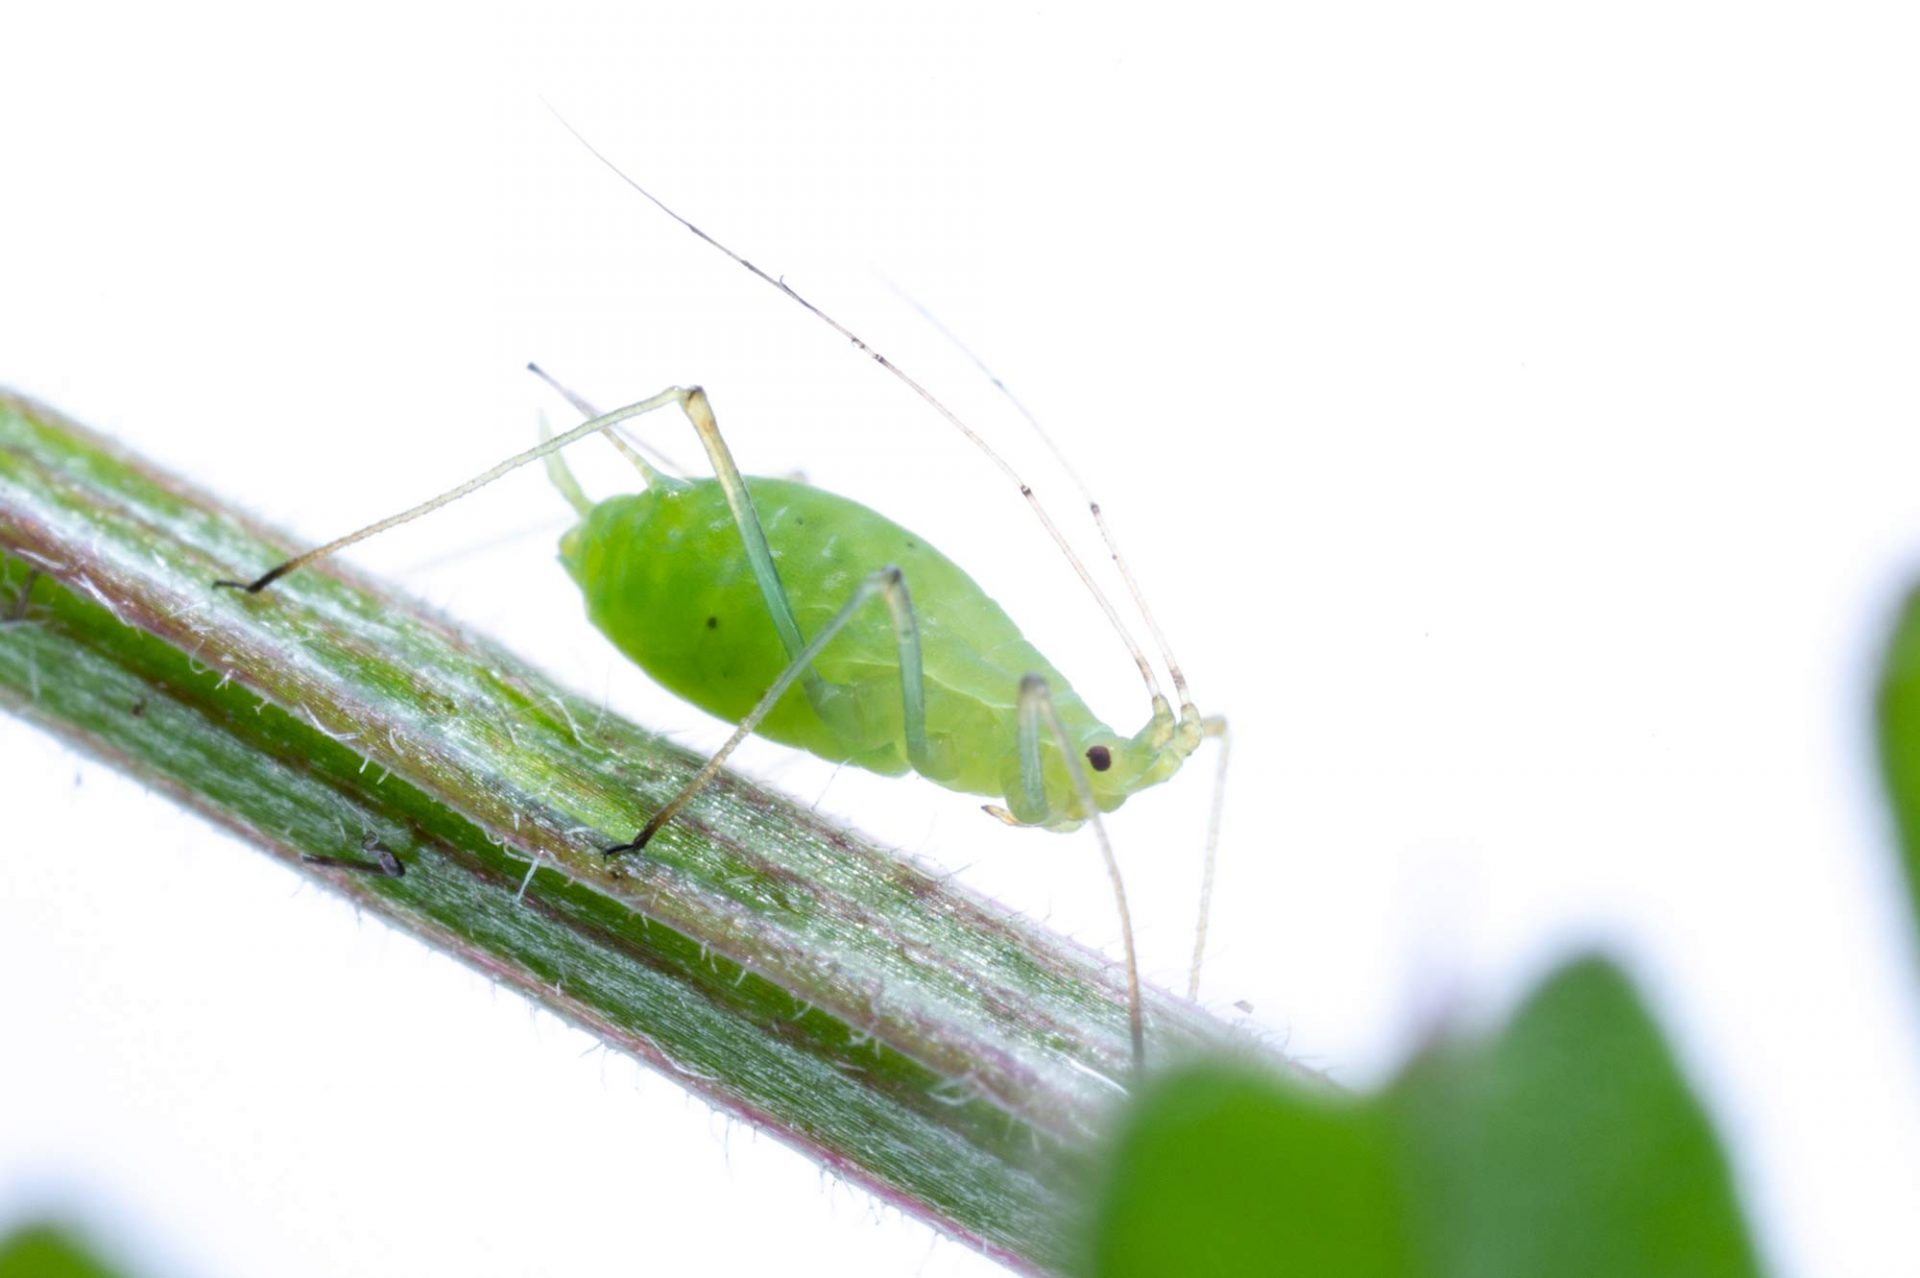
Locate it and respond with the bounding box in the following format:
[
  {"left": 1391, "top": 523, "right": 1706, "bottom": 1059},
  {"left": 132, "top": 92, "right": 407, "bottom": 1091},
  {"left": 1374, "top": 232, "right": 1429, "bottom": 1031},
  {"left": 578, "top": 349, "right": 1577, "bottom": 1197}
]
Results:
[
  {"left": 216, "top": 156, "right": 1229, "bottom": 1066},
  {"left": 552, "top": 392, "right": 1202, "bottom": 836}
]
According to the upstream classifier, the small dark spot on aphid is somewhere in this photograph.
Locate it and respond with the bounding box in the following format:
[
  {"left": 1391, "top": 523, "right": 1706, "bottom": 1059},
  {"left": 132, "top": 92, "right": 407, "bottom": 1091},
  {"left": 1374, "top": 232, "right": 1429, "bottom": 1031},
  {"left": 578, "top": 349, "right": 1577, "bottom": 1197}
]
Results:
[
  {"left": 130, "top": 696, "right": 147, "bottom": 718},
  {"left": 905, "top": 540, "right": 917, "bottom": 551},
  {"left": 1086, "top": 745, "right": 1113, "bottom": 772},
  {"left": 706, "top": 615, "right": 719, "bottom": 630}
]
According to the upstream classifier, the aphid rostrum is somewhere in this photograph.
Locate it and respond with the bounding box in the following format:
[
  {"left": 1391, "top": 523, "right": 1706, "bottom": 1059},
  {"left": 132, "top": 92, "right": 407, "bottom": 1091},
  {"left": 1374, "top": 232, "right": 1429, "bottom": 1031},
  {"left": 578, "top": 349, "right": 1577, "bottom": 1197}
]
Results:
[{"left": 215, "top": 133, "right": 1230, "bottom": 1065}]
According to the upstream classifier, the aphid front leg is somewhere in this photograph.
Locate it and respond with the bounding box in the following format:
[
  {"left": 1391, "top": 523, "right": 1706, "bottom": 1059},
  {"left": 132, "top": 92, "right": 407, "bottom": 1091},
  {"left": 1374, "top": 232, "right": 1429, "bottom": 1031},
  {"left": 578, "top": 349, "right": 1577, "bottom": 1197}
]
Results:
[
  {"left": 1017, "top": 674, "right": 1144, "bottom": 1070},
  {"left": 1189, "top": 715, "right": 1230, "bottom": 999},
  {"left": 607, "top": 566, "right": 933, "bottom": 855},
  {"left": 212, "top": 387, "right": 706, "bottom": 594},
  {"left": 302, "top": 831, "right": 404, "bottom": 878},
  {"left": 5, "top": 569, "right": 39, "bottom": 623}
]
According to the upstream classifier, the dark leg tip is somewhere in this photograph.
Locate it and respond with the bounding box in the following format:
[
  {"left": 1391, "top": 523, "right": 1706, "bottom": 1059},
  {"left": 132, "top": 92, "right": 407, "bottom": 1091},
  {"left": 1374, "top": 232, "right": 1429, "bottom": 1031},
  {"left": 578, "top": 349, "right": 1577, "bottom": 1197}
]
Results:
[
  {"left": 603, "top": 823, "right": 660, "bottom": 858},
  {"left": 214, "top": 565, "right": 287, "bottom": 593},
  {"left": 301, "top": 847, "right": 404, "bottom": 878}
]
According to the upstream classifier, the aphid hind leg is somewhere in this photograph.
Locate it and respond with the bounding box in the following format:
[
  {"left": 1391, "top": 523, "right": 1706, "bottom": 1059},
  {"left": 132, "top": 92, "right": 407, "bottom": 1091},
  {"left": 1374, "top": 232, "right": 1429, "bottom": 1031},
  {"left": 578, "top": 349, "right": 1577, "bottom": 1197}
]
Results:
[
  {"left": 1017, "top": 675, "right": 1145, "bottom": 1070},
  {"left": 608, "top": 566, "right": 933, "bottom": 855},
  {"left": 213, "top": 387, "right": 698, "bottom": 594}
]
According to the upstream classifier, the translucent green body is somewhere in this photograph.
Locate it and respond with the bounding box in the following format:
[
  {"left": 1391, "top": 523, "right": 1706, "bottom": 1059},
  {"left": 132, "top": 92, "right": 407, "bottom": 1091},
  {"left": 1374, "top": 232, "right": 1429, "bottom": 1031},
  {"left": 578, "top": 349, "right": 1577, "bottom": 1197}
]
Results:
[{"left": 560, "top": 476, "right": 1183, "bottom": 825}]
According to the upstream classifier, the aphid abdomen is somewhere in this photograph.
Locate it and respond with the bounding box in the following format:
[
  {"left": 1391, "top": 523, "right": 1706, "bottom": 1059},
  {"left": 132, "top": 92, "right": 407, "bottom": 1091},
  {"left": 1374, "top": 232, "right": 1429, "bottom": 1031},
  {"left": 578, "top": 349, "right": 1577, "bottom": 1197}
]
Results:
[{"left": 560, "top": 476, "right": 1113, "bottom": 802}]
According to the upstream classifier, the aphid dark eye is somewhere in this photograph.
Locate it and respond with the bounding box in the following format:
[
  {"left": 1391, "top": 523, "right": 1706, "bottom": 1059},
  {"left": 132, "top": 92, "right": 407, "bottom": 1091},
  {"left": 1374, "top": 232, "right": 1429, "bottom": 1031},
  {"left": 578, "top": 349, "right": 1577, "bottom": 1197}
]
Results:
[{"left": 1086, "top": 745, "right": 1113, "bottom": 772}]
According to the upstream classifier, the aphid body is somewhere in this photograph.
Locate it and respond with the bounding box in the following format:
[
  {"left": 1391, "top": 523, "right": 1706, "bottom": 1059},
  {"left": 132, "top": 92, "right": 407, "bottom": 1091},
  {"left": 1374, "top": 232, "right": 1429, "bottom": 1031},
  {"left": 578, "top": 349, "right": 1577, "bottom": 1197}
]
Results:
[{"left": 560, "top": 466, "right": 1196, "bottom": 829}]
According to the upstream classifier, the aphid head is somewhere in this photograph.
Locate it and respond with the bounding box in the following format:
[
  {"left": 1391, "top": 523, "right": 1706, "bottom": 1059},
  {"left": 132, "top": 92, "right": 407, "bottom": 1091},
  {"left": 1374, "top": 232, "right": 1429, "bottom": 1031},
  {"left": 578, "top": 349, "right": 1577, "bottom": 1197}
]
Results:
[
  {"left": 1069, "top": 730, "right": 1165, "bottom": 817},
  {"left": 1070, "top": 712, "right": 1196, "bottom": 819}
]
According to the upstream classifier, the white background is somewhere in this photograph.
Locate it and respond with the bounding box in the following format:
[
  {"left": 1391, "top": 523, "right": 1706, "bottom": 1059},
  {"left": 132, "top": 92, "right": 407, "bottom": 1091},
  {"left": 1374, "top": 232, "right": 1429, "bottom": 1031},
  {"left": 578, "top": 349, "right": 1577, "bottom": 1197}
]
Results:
[{"left": 4, "top": 3, "right": 1920, "bottom": 1275}]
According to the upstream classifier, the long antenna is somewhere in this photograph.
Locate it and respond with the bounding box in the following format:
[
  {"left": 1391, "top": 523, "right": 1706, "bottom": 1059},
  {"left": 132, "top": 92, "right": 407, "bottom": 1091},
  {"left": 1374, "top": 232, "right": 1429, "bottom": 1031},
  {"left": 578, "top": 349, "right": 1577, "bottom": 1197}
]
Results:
[
  {"left": 889, "top": 284, "right": 1196, "bottom": 711},
  {"left": 542, "top": 101, "right": 1168, "bottom": 710}
]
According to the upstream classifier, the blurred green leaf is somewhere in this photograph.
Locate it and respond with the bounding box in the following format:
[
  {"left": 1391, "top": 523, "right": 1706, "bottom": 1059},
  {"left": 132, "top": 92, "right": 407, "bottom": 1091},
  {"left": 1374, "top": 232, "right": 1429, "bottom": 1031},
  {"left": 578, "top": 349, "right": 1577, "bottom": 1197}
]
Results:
[
  {"left": 1085, "top": 1066, "right": 1410, "bottom": 1278},
  {"left": 0, "top": 1222, "right": 130, "bottom": 1278},
  {"left": 1875, "top": 584, "right": 1920, "bottom": 945},
  {"left": 1085, "top": 956, "right": 1763, "bottom": 1278}
]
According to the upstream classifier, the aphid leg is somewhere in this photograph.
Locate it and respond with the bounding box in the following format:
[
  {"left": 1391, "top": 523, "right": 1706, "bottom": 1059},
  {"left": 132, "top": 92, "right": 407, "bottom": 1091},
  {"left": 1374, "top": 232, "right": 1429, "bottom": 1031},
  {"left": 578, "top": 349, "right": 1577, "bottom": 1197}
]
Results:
[
  {"left": 1013, "top": 691, "right": 1050, "bottom": 821},
  {"left": 1017, "top": 675, "right": 1144, "bottom": 1071},
  {"left": 213, "top": 388, "right": 700, "bottom": 593},
  {"left": 673, "top": 386, "right": 845, "bottom": 713},
  {"left": 7, "top": 569, "right": 39, "bottom": 622},
  {"left": 538, "top": 377, "right": 840, "bottom": 718},
  {"left": 302, "top": 831, "right": 404, "bottom": 878},
  {"left": 527, "top": 361, "right": 686, "bottom": 478},
  {"left": 1187, "top": 716, "right": 1230, "bottom": 1000},
  {"left": 609, "top": 566, "right": 931, "bottom": 855}
]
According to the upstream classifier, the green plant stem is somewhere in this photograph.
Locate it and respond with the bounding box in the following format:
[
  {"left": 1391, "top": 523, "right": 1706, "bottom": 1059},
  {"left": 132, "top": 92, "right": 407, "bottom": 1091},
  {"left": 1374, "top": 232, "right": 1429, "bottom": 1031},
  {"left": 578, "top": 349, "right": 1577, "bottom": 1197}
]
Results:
[{"left": 0, "top": 390, "right": 1265, "bottom": 1274}]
